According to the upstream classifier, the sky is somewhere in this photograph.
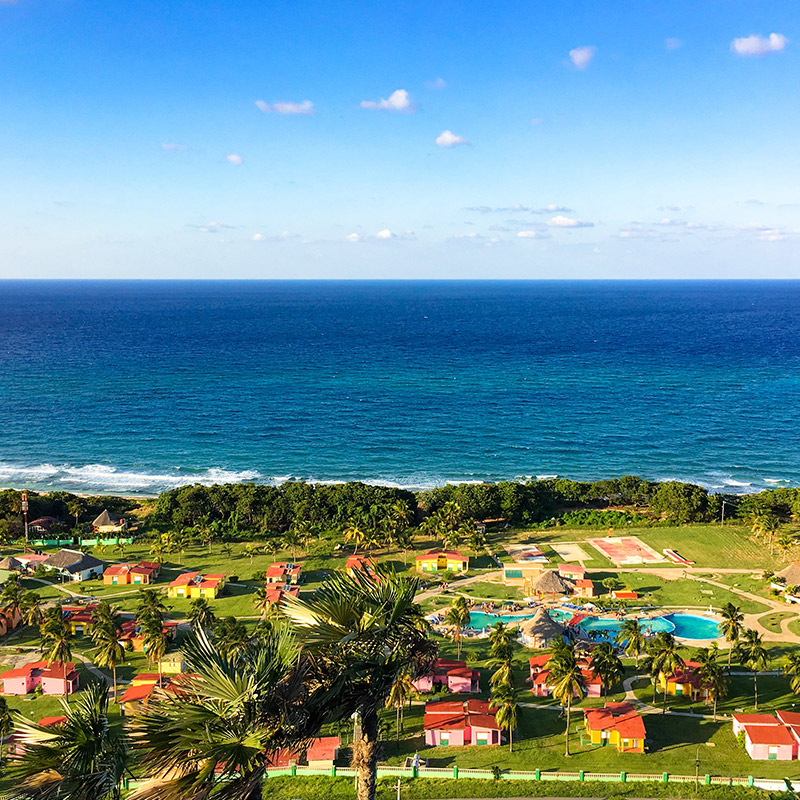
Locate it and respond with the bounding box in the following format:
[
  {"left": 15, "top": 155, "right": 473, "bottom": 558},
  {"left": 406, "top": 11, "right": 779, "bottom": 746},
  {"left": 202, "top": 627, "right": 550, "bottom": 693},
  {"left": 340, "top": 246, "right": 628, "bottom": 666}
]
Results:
[{"left": 1, "top": 0, "right": 799, "bottom": 279}]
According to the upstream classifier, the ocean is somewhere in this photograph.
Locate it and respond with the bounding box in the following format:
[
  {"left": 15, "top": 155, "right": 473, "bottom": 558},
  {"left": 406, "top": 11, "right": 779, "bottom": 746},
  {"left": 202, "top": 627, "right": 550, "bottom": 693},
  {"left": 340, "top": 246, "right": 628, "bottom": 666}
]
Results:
[{"left": 0, "top": 280, "right": 798, "bottom": 496}]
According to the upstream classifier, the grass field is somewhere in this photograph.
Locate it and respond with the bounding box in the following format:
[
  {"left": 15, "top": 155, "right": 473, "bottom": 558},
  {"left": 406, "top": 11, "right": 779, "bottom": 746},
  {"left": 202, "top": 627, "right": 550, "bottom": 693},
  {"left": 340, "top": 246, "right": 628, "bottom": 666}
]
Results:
[{"left": 757, "top": 611, "right": 794, "bottom": 634}]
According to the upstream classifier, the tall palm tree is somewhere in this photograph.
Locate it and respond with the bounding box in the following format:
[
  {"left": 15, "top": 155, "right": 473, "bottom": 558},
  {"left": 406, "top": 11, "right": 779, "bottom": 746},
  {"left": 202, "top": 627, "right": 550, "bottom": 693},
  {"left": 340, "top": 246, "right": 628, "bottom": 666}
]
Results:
[
  {"left": 647, "top": 632, "right": 685, "bottom": 714},
  {"left": 140, "top": 615, "right": 168, "bottom": 678},
  {"left": 489, "top": 678, "right": 519, "bottom": 752},
  {"left": 444, "top": 596, "right": 471, "bottom": 659},
  {"left": 39, "top": 607, "right": 73, "bottom": 695},
  {"left": 614, "top": 618, "right": 645, "bottom": 665},
  {"left": 187, "top": 598, "right": 216, "bottom": 632},
  {"left": 136, "top": 588, "right": 169, "bottom": 624},
  {"left": 19, "top": 590, "right": 44, "bottom": 628},
  {"left": 130, "top": 626, "right": 310, "bottom": 800},
  {"left": 0, "top": 577, "right": 26, "bottom": 622},
  {"left": 283, "top": 566, "right": 436, "bottom": 800},
  {"left": 386, "top": 669, "right": 417, "bottom": 741},
  {"left": 548, "top": 641, "right": 586, "bottom": 756},
  {"left": 699, "top": 661, "right": 728, "bottom": 721},
  {"left": 736, "top": 628, "right": 769, "bottom": 710},
  {"left": 91, "top": 602, "right": 125, "bottom": 700},
  {"left": 719, "top": 602, "right": 745, "bottom": 669},
  {"left": 3, "top": 682, "right": 127, "bottom": 800},
  {"left": 590, "top": 642, "right": 624, "bottom": 696},
  {"left": 489, "top": 621, "right": 513, "bottom": 661},
  {"left": 242, "top": 542, "right": 261, "bottom": 564},
  {"left": 213, "top": 616, "right": 250, "bottom": 660},
  {"left": 0, "top": 696, "right": 13, "bottom": 761},
  {"left": 784, "top": 652, "right": 800, "bottom": 695},
  {"left": 281, "top": 528, "right": 304, "bottom": 561}
]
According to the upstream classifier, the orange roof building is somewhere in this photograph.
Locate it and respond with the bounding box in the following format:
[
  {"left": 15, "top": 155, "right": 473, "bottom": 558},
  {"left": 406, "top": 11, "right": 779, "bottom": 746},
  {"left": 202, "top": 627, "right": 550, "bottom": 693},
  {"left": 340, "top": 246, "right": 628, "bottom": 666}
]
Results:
[{"left": 583, "top": 702, "right": 646, "bottom": 753}]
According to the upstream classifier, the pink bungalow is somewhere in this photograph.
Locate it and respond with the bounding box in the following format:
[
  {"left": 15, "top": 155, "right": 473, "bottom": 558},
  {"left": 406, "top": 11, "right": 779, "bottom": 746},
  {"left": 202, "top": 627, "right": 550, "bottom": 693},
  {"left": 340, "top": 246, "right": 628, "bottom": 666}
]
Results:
[
  {"left": 412, "top": 658, "right": 480, "bottom": 694},
  {"left": 742, "top": 724, "right": 797, "bottom": 761},
  {"left": 732, "top": 713, "right": 779, "bottom": 737},
  {"left": 528, "top": 654, "right": 602, "bottom": 698},
  {"left": 2, "top": 661, "right": 78, "bottom": 695},
  {"left": 424, "top": 699, "right": 501, "bottom": 747}
]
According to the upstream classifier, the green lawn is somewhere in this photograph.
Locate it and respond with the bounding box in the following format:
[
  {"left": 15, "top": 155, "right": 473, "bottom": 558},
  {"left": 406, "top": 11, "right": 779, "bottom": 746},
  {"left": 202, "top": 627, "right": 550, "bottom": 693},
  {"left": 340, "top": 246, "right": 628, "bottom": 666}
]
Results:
[{"left": 757, "top": 611, "right": 795, "bottom": 634}]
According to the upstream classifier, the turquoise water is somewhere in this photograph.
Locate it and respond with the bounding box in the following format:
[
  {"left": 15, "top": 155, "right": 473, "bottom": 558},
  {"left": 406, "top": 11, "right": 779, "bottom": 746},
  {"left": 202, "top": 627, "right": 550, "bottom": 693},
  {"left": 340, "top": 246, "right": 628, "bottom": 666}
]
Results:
[
  {"left": 664, "top": 613, "right": 721, "bottom": 639},
  {"left": 1, "top": 280, "right": 800, "bottom": 495},
  {"left": 578, "top": 613, "right": 721, "bottom": 641},
  {"left": 466, "top": 611, "right": 536, "bottom": 629},
  {"left": 578, "top": 616, "right": 674, "bottom": 639}
]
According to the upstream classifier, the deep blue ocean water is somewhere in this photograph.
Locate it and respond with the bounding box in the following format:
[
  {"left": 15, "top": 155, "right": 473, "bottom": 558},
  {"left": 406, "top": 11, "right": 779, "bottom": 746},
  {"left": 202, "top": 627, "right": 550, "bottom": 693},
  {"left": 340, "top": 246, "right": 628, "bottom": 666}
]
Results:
[{"left": 0, "top": 280, "right": 799, "bottom": 496}]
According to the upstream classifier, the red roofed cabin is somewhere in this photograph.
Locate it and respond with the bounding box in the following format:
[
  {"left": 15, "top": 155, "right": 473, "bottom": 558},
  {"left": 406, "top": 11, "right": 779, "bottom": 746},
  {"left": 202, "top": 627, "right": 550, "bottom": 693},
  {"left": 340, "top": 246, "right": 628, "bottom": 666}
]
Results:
[
  {"left": 7, "top": 715, "right": 67, "bottom": 757},
  {"left": 732, "top": 712, "right": 800, "bottom": 760},
  {"left": 412, "top": 658, "right": 480, "bottom": 693},
  {"left": 658, "top": 660, "right": 708, "bottom": 700},
  {"left": 583, "top": 702, "right": 646, "bottom": 753},
  {"left": 424, "top": 699, "right": 501, "bottom": 746},
  {"left": 103, "top": 561, "right": 161, "bottom": 586},
  {"left": 2, "top": 661, "right": 78, "bottom": 696},
  {"left": 263, "top": 584, "right": 300, "bottom": 606},
  {"left": 118, "top": 618, "right": 178, "bottom": 651},
  {"left": 118, "top": 674, "right": 178, "bottom": 717},
  {"left": 416, "top": 549, "right": 469, "bottom": 573},
  {"left": 558, "top": 563, "right": 586, "bottom": 580},
  {"left": 168, "top": 572, "right": 226, "bottom": 600},
  {"left": 265, "top": 562, "right": 301, "bottom": 585},
  {"left": 346, "top": 554, "right": 377, "bottom": 578},
  {"left": 529, "top": 653, "right": 602, "bottom": 698}
]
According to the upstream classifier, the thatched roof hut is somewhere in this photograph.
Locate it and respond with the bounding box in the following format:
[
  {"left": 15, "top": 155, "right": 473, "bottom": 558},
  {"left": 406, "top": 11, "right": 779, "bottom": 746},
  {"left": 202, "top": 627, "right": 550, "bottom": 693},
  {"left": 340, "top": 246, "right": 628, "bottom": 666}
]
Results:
[
  {"left": 518, "top": 608, "right": 565, "bottom": 649},
  {"left": 529, "top": 569, "right": 574, "bottom": 597},
  {"left": 777, "top": 562, "right": 800, "bottom": 586},
  {"left": 0, "top": 556, "right": 21, "bottom": 571}
]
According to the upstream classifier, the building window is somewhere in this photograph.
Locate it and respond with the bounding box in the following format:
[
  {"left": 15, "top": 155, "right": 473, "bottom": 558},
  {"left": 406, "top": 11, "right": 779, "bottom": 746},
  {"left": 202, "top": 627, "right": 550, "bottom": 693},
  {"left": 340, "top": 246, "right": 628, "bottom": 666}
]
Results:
[{"left": 505, "top": 569, "right": 523, "bottom": 579}]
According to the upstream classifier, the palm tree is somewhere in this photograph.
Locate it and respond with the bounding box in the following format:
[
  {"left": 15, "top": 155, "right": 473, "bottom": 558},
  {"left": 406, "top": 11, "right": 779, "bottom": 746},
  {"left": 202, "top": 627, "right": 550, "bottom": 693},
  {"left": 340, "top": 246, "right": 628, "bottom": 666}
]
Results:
[
  {"left": 444, "top": 596, "right": 471, "bottom": 659},
  {"left": 214, "top": 616, "right": 250, "bottom": 660},
  {"left": 242, "top": 542, "right": 261, "bottom": 564},
  {"left": 590, "top": 642, "right": 624, "bottom": 696},
  {"left": 719, "top": 602, "right": 745, "bottom": 669},
  {"left": 141, "top": 615, "right": 168, "bottom": 678},
  {"left": 66, "top": 498, "right": 85, "bottom": 531},
  {"left": 736, "top": 628, "right": 769, "bottom": 710},
  {"left": 91, "top": 603, "right": 125, "bottom": 701},
  {"left": 149, "top": 541, "right": 166, "bottom": 563},
  {"left": 19, "top": 590, "right": 43, "bottom": 628},
  {"left": 489, "top": 678, "right": 519, "bottom": 752},
  {"left": 548, "top": 641, "right": 586, "bottom": 756},
  {"left": 39, "top": 607, "right": 73, "bottom": 696},
  {"left": 468, "top": 527, "right": 488, "bottom": 557},
  {"left": 187, "top": 598, "right": 216, "bottom": 632},
  {"left": 3, "top": 682, "right": 127, "bottom": 800},
  {"left": 281, "top": 528, "right": 304, "bottom": 561},
  {"left": 784, "top": 652, "right": 800, "bottom": 695},
  {"left": 252, "top": 587, "right": 273, "bottom": 617},
  {"left": 614, "top": 618, "right": 645, "bottom": 665},
  {"left": 129, "top": 626, "right": 309, "bottom": 800},
  {"left": 0, "top": 577, "right": 26, "bottom": 622},
  {"left": 136, "top": 588, "right": 169, "bottom": 623},
  {"left": 0, "top": 696, "right": 13, "bottom": 761},
  {"left": 778, "top": 531, "right": 796, "bottom": 561},
  {"left": 647, "top": 631, "right": 685, "bottom": 714},
  {"left": 489, "top": 621, "right": 513, "bottom": 661},
  {"left": 699, "top": 661, "right": 728, "bottom": 721},
  {"left": 386, "top": 670, "right": 417, "bottom": 742},
  {"left": 283, "top": 566, "right": 436, "bottom": 800}
]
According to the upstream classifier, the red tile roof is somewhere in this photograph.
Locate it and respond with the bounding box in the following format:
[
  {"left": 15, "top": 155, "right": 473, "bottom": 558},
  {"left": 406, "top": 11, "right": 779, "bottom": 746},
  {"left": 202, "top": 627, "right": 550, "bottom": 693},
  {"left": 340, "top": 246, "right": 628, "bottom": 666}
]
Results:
[
  {"left": 584, "top": 702, "right": 646, "bottom": 740},
  {"left": 745, "top": 724, "right": 796, "bottom": 746},
  {"left": 733, "top": 713, "right": 782, "bottom": 726},
  {"left": 104, "top": 564, "right": 133, "bottom": 576},
  {"left": 777, "top": 710, "right": 800, "bottom": 726},
  {"left": 416, "top": 549, "right": 467, "bottom": 561},
  {"left": 38, "top": 716, "right": 67, "bottom": 727},
  {"left": 119, "top": 682, "right": 159, "bottom": 704}
]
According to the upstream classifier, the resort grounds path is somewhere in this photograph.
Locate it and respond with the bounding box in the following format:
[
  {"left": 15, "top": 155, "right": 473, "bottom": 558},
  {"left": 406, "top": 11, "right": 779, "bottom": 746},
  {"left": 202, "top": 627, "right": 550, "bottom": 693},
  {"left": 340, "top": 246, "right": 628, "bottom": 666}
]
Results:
[{"left": 417, "top": 570, "right": 503, "bottom": 602}]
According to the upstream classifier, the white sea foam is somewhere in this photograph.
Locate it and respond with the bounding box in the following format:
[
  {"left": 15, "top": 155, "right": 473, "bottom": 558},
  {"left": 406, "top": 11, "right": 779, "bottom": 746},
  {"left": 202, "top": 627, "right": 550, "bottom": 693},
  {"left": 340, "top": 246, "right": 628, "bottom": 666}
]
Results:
[{"left": 723, "top": 479, "right": 752, "bottom": 487}]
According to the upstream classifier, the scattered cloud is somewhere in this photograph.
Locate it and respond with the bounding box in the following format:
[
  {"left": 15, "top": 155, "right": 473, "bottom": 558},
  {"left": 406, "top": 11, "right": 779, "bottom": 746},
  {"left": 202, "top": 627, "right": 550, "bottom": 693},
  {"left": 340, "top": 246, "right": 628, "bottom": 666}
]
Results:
[
  {"left": 161, "top": 143, "right": 188, "bottom": 151},
  {"left": 658, "top": 205, "right": 688, "bottom": 213},
  {"left": 226, "top": 153, "right": 243, "bottom": 165},
  {"left": 743, "top": 199, "right": 767, "bottom": 206},
  {"left": 547, "top": 215, "right": 594, "bottom": 228},
  {"left": 360, "top": 89, "right": 414, "bottom": 112},
  {"left": 255, "top": 99, "right": 315, "bottom": 115},
  {"left": 530, "top": 117, "right": 544, "bottom": 127},
  {"left": 189, "top": 221, "right": 236, "bottom": 234},
  {"left": 464, "top": 203, "right": 572, "bottom": 215},
  {"left": 252, "top": 231, "right": 300, "bottom": 242},
  {"left": 569, "top": 46, "right": 596, "bottom": 70},
  {"left": 731, "top": 33, "right": 788, "bottom": 56},
  {"left": 454, "top": 232, "right": 480, "bottom": 239},
  {"left": 425, "top": 77, "right": 447, "bottom": 90},
  {"left": 516, "top": 231, "right": 539, "bottom": 238},
  {"left": 345, "top": 233, "right": 361, "bottom": 242},
  {"left": 665, "top": 38, "right": 683, "bottom": 51},
  {"left": 252, "top": 233, "right": 265, "bottom": 241},
  {"left": 376, "top": 229, "right": 393, "bottom": 239},
  {"left": 435, "top": 129, "right": 468, "bottom": 148}
]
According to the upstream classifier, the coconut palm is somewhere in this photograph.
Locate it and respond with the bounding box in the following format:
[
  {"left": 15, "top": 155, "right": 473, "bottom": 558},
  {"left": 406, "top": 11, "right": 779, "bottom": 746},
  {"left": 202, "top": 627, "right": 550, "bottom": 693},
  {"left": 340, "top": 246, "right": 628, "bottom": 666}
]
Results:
[
  {"left": 778, "top": 531, "right": 796, "bottom": 561},
  {"left": 547, "top": 641, "right": 586, "bottom": 756},
  {"left": 784, "top": 652, "right": 800, "bottom": 694},
  {"left": 0, "top": 577, "right": 26, "bottom": 622},
  {"left": 489, "top": 678, "right": 519, "bottom": 752},
  {"left": 39, "top": 607, "right": 73, "bottom": 695},
  {"left": 736, "top": 628, "right": 769, "bottom": 710},
  {"left": 590, "top": 642, "right": 624, "bottom": 696},
  {"left": 614, "top": 618, "right": 645, "bottom": 665},
  {"left": 91, "top": 602, "right": 125, "bottom": 700},
  {"left": 136, "top": 588, "right": 169, "bottom": 624},
  {"left": 0, "top": 696, "right": 13, "bottom": 761},
  {"left": 281, "top": 528, "right": 304, "bottom": 561},
  {"left": 213, "top": 616, "right": 250, "bottom": 660},
  {"left": 699, "top": 660, "right": 728, "bottom": 721},
  {"left": 140, "top": 615, "right": 168, "bottom": 678},
  {"left": 385, "top": 669, "right": 417, "bottom": 741},
  {"left": 444, "top": 596, "right": 471, "bottom": 659},
  {"left": 19, "top": 590, "right": 44, "bottom": 628},
  {"left": 647, "top": 631, "right": 685, "bottom": 714},
  {"left": 187, "top": 598, "right": 216, "bottom": 632},
  {"left": 283, "top": 566, "right": 436, "bottom": 800},
  {"left": 242, "top": 542, "right": 261, "bottom": 564},
  {"left": 129, "top": 625, "right": 309, "bottom": 800},
  {"left": 468, "top": 527, "right": 488, "bottom": 557},
  {"left": 718, "top": 602, "right": 745, "bottom": 669},
  {"left": 3, "top": 682, "right": 127, "bottom": 800}
]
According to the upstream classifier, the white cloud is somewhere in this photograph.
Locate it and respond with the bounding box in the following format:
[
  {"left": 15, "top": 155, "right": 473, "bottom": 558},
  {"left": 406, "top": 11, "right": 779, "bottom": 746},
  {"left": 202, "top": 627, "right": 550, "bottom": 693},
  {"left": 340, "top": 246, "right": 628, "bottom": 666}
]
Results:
[
  {"left": 161, "top": 143, "right": 188, "bottom": 151},
  {"left": 255, "top": 99, "right": 315, "bottom": 115},
  {"left": 425, "top": 77, "right": 447, "bottom": 90},
  {"left": 731, "top": 33, "right": 788, "bottom": 56},
  {"left": 547, "top": 215, "right": 594, "bottom": 228},
  {"left": 665, "top": 37, "right": 683, "bottom": 51},
  {"left": 516, "top": 231, "right": 538, "bottom": 238},
  {"left": 360, "top": 89, "right": 413, "bottom": 112},
  {"left": 226, "top": 153, "right": 243, "bottom": 165},
  {"left": 252, "top": 233, "right": 265, "bottom": 241},
  {"left": 569, "top": 46, "right": 596, "bottom": 70},
  {"left": 376, "top": 229, "right": 393, "bottom": 239},
  {"left": 436, "top": 129, "right": 468, "bottom": 147},
  {"left": 345, "top": 233, "right": 361, "bottom": 242},
  {"left": 191, "top": 221, "right": 236, "bottom": 234}
]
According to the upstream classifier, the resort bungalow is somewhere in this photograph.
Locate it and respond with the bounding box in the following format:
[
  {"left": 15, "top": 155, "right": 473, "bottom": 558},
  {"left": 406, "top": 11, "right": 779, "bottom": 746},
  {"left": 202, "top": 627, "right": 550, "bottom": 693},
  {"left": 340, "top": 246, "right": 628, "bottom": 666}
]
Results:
[
  {"left": 14, "top": 553, "right": 49, "bottom": 573},
  {"left": 265, "top": 562, "right": 302, "bottom": 585},
  {"left": 415, "top": 549, "right": 469, "bottom": 573},
  {"left": 528, "top": 653, "right": 602, "bottom": 698},
  {"left": 527, "top": 569, "right": 574, "bottom": 601},
  {"left": 346, "top": 554, "right": 377, "bottom": 578},
  {"left": 424, "top": 699, "right": 501, "bottom": 746},
  {"left": 658, "top": 660, "right": 708, "bottom": 700},
  {"left": 118, "top": 618, "right": 178, "bottom": 651},
  {"left": 43, "top": 549, "right": 104, "bottom": 582},
  {"left": 118, "top": 674, "right": 177, "bottom": 717},
  {"left": 62, "top": 603, "right": 100, "bottom": 636},
  {"left": 2, "top": 661, "right": 78, "bottom": 696},
  {"left": 305, "top": 737, "right": 341, "bottom": 769},
  {"left": 0, "top": 606, "right": 22, "bottom": 637},
  {"left": 0, "top": 556, "right": 22, "bottom": 575},
  {"left": 92, "top": 509, "right": 127, "bottom": 533},
  {"left": 583, "top": 702, "right": 646, "bottom": 753},
  {"left": 263, "top": 583, "right": 300, "bottom": 606},
  {"left": 168, "top": 571, "right": 226, "bottom": 599},
  {"left": 28, "top": 517, "right": 62, "bottom": 536},
  {"left": 502, "top": 563, "right": 543, "bottom": 588},
  {"left": 103, "top": 561, "right": 161, "bottom": 585},
  {"left": 558, "top": 563, "right": 586, "bottom": 581},
  {"left": 412, "top": 658, "right": 481, "bottom": 694},
  {"left": 517, "top": 607, "right": 566, "bottom": 649},
  {"left": 772, "top": 563, "right": 800, "bottom": 603},
  {"left": 732, "top": 712, "right": 800, "bottom": 760}
]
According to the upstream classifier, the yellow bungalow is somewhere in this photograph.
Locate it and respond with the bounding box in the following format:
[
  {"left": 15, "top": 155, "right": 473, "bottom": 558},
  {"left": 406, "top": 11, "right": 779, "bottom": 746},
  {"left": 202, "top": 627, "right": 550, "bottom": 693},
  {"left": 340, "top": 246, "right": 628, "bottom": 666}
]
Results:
[
  {"left": 583, "top": 702, "right": 646, "bottom": 753},
  {"left": 657, "top": 660, "right": 707, "bottom": 700},
  {"left": 167, "top": 571, "right": 226, "bottom": 600},
  {"left": 159, "top": 653, "right": 186, "bottom": 674},
  {"left": 415, "top": 549, "right": 468, "bottom": 573}
]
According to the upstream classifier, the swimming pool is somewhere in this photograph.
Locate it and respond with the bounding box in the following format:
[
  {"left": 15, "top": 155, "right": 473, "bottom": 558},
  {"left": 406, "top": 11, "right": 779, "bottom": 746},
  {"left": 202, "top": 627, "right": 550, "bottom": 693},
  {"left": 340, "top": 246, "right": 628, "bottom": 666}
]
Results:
[
  {"left": 578, "top": 616, "right": 674, "bottom": 640},
  {"left": 465, "top": 611, "right": 536, "bottom": 629},
  {"left": 664, "top": 613, "right": 721, "bottom": 640},
  {"left": 577, "top": 613, "right": 721, "bottom": 641}
]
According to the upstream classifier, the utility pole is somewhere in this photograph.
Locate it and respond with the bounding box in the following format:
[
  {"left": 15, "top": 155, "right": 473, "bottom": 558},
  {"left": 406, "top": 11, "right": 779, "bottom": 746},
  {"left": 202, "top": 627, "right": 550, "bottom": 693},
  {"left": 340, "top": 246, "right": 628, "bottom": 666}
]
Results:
[
  {"left": 21, "top": 490, "right": 29, "bottom": 549},
  {"left": 694, "top": 745, "right": 701, "bottom": 792},
  {"left": 720, "top": 499, "right": 727, "bottom": 526}
]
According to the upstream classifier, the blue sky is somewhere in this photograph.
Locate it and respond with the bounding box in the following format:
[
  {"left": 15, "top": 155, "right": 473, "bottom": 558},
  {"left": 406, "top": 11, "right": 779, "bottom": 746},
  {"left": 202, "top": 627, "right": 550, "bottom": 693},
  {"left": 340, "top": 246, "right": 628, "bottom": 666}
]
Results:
[{"left": 2, "top": 0, "right": 799, "bottom": 278}]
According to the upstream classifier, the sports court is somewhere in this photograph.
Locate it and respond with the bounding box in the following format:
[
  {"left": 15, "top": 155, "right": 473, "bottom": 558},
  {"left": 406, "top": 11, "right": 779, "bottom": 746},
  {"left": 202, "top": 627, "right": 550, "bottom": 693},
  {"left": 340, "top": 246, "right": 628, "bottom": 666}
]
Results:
[
  {"left": 505, "top": 544, "right": 549, "bottom": 563},
  {"left": 547, "top": 542, "right": 590, "bottom": 562},
  {"left": 588, "top": 536, "right": 666, "bottom": 566}
]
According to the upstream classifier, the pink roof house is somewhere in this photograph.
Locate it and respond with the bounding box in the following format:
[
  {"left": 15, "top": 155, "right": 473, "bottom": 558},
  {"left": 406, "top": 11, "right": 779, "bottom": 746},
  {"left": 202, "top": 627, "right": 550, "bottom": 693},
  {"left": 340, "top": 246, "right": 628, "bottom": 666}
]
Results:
[
  {"left": 2, "top": 661, "right": 78, "bottom": 695},
  {"left": 412, "top": 658, "right": 480, "bottom": 694},
  {"left": 424, "top": 699, "right": 501, "bottom": 746}
]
